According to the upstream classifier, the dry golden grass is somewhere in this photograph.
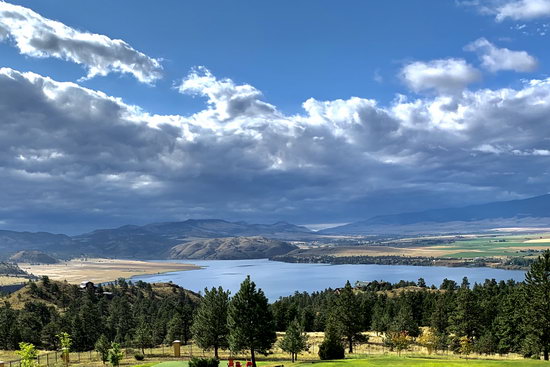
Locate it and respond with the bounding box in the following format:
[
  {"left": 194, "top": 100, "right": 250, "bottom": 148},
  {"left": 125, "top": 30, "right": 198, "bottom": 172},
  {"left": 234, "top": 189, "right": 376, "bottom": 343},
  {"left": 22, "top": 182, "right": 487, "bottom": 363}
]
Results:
[
  {"left": 19, "top": 258, "right": 200, "bottom": 284},
  {"left": 0, "top": 276, "right": 28, "bottom": 286}
]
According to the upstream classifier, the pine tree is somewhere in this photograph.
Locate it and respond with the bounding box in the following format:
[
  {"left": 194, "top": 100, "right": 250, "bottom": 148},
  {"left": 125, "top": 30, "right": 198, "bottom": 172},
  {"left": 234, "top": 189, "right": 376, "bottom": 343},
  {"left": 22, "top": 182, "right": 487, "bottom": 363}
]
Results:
[
  {"left": 133, "top": 321, "right": 153, "bottom": 354},
  {"left": 95, "top": 334, "right": 110, "bottom": 365},
  {"left": 279, "top": 318, "right": 308, "bottom": 362},
  {"left": 523, "top": 249, "right": 550, "bottom": 361},
  {"left": 227, "top": 276, "right": 276, "bottom": 367},
  {"left": 448, "top": 284, "right": 479, "bottom": 339},
  {"left": 335, "top": 281, "right": 366, "bottom": 353},
  {"left": 318, "top": 315, "right": 344, "bottom": 360},
  {"left": 191, "top": 286, "right": 230, "bottom": 359}
]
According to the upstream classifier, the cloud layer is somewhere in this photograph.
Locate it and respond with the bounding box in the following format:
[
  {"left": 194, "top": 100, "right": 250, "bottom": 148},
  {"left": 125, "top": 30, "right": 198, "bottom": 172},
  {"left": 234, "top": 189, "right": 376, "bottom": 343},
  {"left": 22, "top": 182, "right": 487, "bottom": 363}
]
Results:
[
  {"left": 0, "top": 2, "right": 162, "bottom": 83},
  {"left": 2, "top": 65, "right": 550, "bottom": 231}
]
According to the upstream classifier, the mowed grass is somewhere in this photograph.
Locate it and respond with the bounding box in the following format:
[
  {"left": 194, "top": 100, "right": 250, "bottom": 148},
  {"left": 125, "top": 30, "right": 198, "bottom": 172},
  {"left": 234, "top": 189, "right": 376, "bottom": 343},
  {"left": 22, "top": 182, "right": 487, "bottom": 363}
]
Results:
[
  {"left": 135, "top": 362, "right": 278, "bottom": 367},
  {"left": 290, "top": 355, "right": 548, "bottom": 366}
]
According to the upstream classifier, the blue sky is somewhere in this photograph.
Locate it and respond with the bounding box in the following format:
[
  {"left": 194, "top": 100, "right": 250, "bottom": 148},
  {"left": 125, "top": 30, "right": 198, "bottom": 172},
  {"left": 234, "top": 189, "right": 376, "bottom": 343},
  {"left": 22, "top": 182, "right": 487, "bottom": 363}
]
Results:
[{"left": 1, "top": 0, "right": 550, "bottom": 233}]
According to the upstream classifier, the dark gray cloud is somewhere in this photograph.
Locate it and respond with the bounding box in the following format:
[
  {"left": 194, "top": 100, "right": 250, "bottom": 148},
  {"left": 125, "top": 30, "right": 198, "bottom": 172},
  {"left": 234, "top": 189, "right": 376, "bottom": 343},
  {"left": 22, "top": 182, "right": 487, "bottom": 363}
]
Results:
[
  {"left": 0, "top": 2, "right": 162, "bottom": 83},
  {"left": 1, "top": 66, "right": 550, "bottom": 232}
]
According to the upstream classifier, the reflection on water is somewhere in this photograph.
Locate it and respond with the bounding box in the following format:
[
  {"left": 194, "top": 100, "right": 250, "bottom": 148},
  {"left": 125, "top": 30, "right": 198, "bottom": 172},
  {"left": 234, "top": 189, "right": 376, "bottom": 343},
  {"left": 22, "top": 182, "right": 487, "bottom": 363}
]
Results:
[{"left": 132, "top": 259, "right": 526, "bottom": 301}]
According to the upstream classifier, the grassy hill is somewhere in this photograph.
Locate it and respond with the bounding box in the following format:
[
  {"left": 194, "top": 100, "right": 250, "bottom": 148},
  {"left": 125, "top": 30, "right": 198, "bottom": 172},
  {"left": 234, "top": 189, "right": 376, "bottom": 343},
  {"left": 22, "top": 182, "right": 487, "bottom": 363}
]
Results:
[{"left": 169, "top": 236, "right": 298, "bottom": 260}]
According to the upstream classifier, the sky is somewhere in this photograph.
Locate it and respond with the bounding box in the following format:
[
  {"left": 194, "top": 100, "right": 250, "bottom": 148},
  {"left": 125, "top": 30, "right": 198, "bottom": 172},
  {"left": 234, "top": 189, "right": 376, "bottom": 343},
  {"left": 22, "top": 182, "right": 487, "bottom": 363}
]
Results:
[{"left": 1, "top": 0, "right": 550, "bottom": 234}]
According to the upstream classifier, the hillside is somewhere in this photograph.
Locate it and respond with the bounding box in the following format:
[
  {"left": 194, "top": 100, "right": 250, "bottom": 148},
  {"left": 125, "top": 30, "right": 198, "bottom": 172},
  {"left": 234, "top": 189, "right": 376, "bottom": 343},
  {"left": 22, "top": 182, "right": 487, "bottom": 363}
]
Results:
[
  {"left": 322, "top": 194, "right": 550, "bottom": 235},
  {"left": 73, "top": 220, "right": 311, "bottom": 258},
  {"left": 169, "top": 236, "right": 298, "bottom": 260},
  {"left": 0, "top": 230, "right": 74, "bottom": 259},
  {"left": 1, "top": 219, "right": 313, "bottom": 259},
  {"left": 9, "top": 250, "right": 59, "bottom": 264}
]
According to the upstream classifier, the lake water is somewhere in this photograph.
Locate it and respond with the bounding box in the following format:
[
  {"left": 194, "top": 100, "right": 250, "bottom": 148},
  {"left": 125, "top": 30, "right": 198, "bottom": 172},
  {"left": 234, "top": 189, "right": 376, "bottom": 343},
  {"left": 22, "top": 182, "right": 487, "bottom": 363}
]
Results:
[{"left": 132, "top": 259, "right": 526, "bottom": 301}]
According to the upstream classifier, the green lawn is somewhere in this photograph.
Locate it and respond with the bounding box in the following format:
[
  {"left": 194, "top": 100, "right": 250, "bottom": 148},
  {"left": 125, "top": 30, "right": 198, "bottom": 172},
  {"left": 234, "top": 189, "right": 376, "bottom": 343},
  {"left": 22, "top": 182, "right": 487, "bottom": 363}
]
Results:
[
  {"left": 134, "top": 356, "right": 549, "bottom": 367},
  {"left": 292, "top": 355, "right": 548, "bottom": 366}
]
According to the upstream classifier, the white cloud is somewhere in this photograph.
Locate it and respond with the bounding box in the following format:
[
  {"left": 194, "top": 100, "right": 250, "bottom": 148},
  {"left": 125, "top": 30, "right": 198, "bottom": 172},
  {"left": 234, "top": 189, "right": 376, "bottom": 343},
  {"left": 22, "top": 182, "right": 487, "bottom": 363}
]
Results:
[
  {"left": 400, "top": 59, "right": 481, "bottom": 94},
  {"left": 3, "top": 66, "right": 550, "bottom": 229},
  {"left": 496, "top": 0, "right": 550, "bottom": 21},
  {"left": 463, "top": 0, "right": 550, "bottom": 21},
  {"left": 177, "top": 66, "right": 278, "bottom": 122},
  {"left": 0, "top": 2, "right": 162, "bottom": 83},
  {"left": 465, "top": 38, "right": 538, "bottom": 72}
]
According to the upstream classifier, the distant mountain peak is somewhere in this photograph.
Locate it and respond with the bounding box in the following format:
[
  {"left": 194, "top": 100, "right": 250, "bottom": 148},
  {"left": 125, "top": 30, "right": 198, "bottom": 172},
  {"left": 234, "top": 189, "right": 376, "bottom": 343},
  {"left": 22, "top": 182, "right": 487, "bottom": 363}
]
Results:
[{"left": 321, "top": 194, "right": 550, "bottom": 235}]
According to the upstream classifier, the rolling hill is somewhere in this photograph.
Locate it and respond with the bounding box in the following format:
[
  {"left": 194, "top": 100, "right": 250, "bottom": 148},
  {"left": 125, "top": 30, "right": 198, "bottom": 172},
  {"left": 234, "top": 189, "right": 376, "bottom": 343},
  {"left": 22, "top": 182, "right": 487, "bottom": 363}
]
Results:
[
  {"left": 1, "top": 219, "right": 312, "bottom": 259},
  {"left": 169, "top": 236, "right": 298, "bottom": 260}
]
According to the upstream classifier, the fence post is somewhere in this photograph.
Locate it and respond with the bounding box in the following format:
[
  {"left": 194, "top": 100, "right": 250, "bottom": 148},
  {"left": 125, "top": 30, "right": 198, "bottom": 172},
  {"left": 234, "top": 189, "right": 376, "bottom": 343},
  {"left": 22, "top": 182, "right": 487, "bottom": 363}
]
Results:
[{"left": 46, "top": 353, "right": 49, "bottom": 367}]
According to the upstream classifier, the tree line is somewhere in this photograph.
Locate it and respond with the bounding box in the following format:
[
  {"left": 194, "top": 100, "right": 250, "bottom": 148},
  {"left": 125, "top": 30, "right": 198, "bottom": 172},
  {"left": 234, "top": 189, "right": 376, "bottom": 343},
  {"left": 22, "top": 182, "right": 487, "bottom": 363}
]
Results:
[{"left": 1, "top": 250, "right": 549, "bottom": 364}]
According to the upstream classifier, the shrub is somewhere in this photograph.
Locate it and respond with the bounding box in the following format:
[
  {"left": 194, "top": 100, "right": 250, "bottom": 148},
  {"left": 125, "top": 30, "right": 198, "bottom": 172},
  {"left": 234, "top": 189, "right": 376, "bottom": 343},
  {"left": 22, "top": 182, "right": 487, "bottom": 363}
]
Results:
[
  {"left": 134, "top": 353, "right": 145, "bottom": 361},
  {"left": 189, "top": 357, "right": 220, "bottom": 367},
  {"left": 318, "top": 338, "right": 345, "bottom": 360}
]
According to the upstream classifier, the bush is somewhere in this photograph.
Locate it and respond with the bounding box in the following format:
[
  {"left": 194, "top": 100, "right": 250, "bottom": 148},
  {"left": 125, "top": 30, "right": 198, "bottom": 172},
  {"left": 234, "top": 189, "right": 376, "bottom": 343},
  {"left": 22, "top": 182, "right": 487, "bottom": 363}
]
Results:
[
  {"left": 134, "top": 353, "right": 145, "bottom": 361},
  {"left": 318, "top": 338, "right": 345, "bottom": 360},
  {"left": 189, "top": 357, "right": 220, "bottom": 367}
]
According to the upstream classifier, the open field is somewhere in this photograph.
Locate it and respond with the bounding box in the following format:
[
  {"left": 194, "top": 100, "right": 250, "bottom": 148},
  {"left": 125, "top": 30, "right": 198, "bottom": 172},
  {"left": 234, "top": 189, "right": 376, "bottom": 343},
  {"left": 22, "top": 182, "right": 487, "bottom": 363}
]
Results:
[
  {"left": 0, "top": 275, "right": 28, "bottom": 285},
  {"left": 294, "top": 232, "right": 550, "bottom": 261},
  {"left": 18, "top": 258, "right": 200, "bottom": 284}
]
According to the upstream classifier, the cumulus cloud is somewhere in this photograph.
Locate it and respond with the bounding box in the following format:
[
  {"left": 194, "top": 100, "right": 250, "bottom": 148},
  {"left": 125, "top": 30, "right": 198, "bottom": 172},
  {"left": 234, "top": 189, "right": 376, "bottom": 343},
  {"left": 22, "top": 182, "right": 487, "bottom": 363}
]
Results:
[
  {"left": 496, "top": 0, "right": 550, "bottom": 21},
  {"left": 463, "top": 0, "right": 550, "bottom": 21},
  {"left": 3, "top": 66, "right": 550, "bottom": 231},
  {"left": 177, "top": 66, "right": 278, "bottom": 121},
  {"left": 465, "top": 38, "right": 538, "bottom": 72},
  {"left": 0, "top": 2, "right": 162, "bottom": 83},
  {"left": 400, "top": 59, "right": 481, "bottom": 94}
]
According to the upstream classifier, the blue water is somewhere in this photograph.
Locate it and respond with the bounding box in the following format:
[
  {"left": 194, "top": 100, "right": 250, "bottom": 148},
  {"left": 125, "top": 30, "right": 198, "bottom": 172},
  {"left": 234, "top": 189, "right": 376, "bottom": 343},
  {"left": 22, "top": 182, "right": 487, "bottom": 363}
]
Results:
[{"left": 132, "top": 259, "right": 526, "bottom": 301}]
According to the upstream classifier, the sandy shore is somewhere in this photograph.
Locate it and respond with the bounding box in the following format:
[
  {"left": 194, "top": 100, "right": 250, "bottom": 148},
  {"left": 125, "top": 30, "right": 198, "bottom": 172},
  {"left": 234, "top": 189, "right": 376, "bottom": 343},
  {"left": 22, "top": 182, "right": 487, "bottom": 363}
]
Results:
[{"left": 19, "top": 258, "right": 200, "bottom": 284}]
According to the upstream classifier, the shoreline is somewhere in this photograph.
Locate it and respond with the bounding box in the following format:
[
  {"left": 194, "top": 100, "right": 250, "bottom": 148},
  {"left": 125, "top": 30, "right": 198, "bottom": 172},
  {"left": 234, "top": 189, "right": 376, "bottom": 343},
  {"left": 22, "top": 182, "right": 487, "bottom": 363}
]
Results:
[
  {"left": 270, "top": 255, "right": 531, "bottom": 271},
  {"left": 19, "top": 258, "right": 201, "bottom": 284}
]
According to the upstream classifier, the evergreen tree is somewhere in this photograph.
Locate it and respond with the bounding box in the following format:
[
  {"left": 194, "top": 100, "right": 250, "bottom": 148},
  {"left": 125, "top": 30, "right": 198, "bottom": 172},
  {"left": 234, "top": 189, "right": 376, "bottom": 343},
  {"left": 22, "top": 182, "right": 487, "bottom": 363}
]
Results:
[
  {"left": 228, "top": 276, "right": 276, "bottom": 367},
  {"left": 523, "top": 249, "right": 550, "bottom": 361},
  {"left": 448, "top": 283, "right": 479, "bottom": 339},
  {"left": 0, "top": 302, "right": 21, "bottom": 349},
  {"left": 494, "top": 287, "right": 524, "bottom": 354},
  {"left": 279, "top": 318, "right": 308, "bottom": 362},
  {"left": 95, "top": 334, "right": 110, "bottom": 365},
  {"left": 318, "top": 316, "right": 344, "bottom": 360},
  {"left": 390, "top": 301, "right": 419, "bottom": 337},
  {"left": 133, "top": 321, "right": 153, "bottom": 354},
  {"left": 191, "top": 286, "right": 230, "bottom": 359},
  {"left": 335, "top": 281, "right": 365, "bottom": 353}
]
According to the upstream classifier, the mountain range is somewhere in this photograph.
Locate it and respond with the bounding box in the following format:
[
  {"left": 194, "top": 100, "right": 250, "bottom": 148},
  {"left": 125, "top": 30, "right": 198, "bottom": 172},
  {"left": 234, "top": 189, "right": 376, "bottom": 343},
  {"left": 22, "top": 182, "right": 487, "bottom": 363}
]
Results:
[
  {"left": 2, "top": 194, "right": 550, "bottom": 260},
  {"left": 321, "top": 194, "right": 550, "bottom": 235},
  {"left": 0, "top": 219, "right": 312, "bottom": 260}
]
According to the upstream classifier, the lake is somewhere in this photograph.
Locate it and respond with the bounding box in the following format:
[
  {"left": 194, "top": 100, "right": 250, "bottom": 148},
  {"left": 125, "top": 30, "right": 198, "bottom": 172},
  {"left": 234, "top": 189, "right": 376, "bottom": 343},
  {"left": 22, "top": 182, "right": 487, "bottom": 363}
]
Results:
[{"left": 132, "top": 259, "right": 526, "bottom": 301}]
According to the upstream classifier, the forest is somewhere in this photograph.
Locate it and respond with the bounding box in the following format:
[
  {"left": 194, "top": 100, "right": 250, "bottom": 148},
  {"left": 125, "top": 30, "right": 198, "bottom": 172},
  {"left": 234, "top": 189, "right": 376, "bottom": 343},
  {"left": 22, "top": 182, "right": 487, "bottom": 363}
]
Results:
[{"left": 0, "top": 250, "right": 549, "bottom": 364}]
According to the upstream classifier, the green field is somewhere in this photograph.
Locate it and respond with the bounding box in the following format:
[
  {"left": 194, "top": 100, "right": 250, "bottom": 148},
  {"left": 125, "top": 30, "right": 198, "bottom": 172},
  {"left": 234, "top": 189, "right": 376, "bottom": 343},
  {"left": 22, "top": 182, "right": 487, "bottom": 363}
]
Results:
[
  {"left": 428, "top": 234, "right": 550, "bottom": 258},
  {"left": 290, "top": 356, "right": 548, "bottom": 366},
  {"left": 136, "top": 356, "right": 549, "bottom": 367}
]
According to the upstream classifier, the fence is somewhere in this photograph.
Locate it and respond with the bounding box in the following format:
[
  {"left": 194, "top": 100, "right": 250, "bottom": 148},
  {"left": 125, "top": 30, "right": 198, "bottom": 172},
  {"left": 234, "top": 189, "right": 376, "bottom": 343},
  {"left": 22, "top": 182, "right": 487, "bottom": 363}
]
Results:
[{"left": 4, "top": 350, "right": 103, "bottom": 367}]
